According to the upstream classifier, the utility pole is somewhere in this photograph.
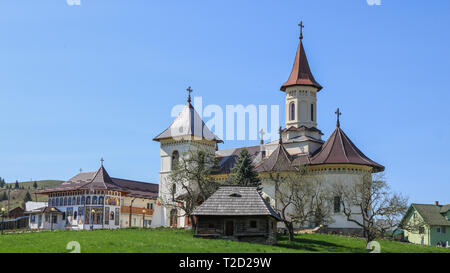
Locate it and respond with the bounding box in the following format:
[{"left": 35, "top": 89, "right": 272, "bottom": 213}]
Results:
[
  {"left": 7, "top": 187, "right": 10, "bottom": 217},
  {"left": 129, "top": 198, "right": 136, "bottom": 227}
]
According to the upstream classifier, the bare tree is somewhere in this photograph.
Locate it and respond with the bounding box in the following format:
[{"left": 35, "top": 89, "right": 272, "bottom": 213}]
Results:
[
  {"left": 270, "top": 165, "right": 333, "bottom": 241},
  {"left": 332, "top": 172, "right": 408, "bottom": 243},
  {"left": 167, "top": 148, "right": 219, "bottom": 229}
]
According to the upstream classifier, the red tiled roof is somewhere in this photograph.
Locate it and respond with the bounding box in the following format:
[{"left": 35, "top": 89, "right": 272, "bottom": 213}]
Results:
[
  {"left": 310, "top": 126, "right": 384, "bottom": 172},
  {"left": 280, "top": 39, "right": 322, "bottom": 91}
]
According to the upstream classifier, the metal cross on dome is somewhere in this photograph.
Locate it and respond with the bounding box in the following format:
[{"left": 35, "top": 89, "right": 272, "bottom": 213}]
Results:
[
  {"left": 335, "top": 108, "right": 342, "bottom": 127},
  {"left": 187, "top": 86, "right": 193, "bottom": 103},
  {"left": 100, "top": 157, "right": 104, "bottom": 166}
]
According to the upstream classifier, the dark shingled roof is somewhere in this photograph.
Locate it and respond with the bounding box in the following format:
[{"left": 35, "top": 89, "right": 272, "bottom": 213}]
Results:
[
  {"left": 255, "top": 144, "right": 295, "bottom": 172},
  {"left": 280, "top": 38, "right": 322, "bottom": 91},
  {"left": 192, "top": 186, "right": 281, "bottom": 220},
  {"left": 411, "top": 204, "right": 450, "bottom": 226},
  {"left": 213, "top": 125, "right": 383, "bottom": 174},
  {"left": 214, "top": 146, "right": 262, "bottom": 174},
  {"left": 78, "top": 165, "right": 122, "bottom": 191},
  {"left": 310, "top": 126, "right": 384, "bottom": 172},
  {"left": 153, "top": 101, "right": 222, "bottom": 143},
  {"left": 38, "top": 166, "right": 158, "bottom": 199}
]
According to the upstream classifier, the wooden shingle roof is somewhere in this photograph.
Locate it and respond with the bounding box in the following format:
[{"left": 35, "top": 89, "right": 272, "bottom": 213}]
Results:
[{"left": 192, "top": 186, "right": 281, "bottom": 220}]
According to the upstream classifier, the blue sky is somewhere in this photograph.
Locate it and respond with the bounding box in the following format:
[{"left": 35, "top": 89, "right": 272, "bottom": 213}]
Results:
[{"left": 0, "top": 0, "right": 449, "bottom": 204}]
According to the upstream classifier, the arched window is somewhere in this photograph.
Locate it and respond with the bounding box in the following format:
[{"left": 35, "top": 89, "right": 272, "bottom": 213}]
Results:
[
  {"left": 289, "top": 102, "right": 295, "bottom": 121},
  {"left": 77, "top": 196, "right": 80, "bottom": 205},
  {"left": 72, "top": 197, "right": 76, "bottom": 205},
  {"left": 92, "top": 196, "right": 98, "bottom": 205},
  {"left": 68, "top": 197, "right": 72, "bottom": 206},
  {"left": 59, "top": 197, "right": 63, "bottom": 206},
  {"left": 81, "top": 196, "right": 85, "bottom": 205},
  {"left": 86, "top": 196, "right": 91, "bottom": 205},
  {"left": 98, "top": 196, "right": 104, "bottom": 205},
  {"left": 311, "top": 104, "right": 314, "bottom": 122},
  {"left": 52, "top": 198, "right": 56, "bottom": 207},
  {"left": 64, "top": 197, "right": 68, "bottom": 206},
  {"left": 171, "top": 151, "right": 179, "bottom": 170}
]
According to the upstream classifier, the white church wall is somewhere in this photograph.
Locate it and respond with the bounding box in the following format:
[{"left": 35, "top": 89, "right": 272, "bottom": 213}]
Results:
[
  {"left": 260, "top": 168, "right": 370, "bottom": 230},
  {"left": 158, "top": 138, "right": 216, "bottom": 228}
]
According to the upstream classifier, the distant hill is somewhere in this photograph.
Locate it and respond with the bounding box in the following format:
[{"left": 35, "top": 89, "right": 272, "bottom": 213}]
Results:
[{"left": 0, "top": 180, "right": 64, "bottom": 213}]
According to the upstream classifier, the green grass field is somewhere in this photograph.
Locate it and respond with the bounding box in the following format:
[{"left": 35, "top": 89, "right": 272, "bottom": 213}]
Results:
[{"left": 0, "top": 228, "right": 449, "bottom": 253}]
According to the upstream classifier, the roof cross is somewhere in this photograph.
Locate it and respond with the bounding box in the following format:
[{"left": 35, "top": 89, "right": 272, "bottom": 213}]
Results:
[
  {"left": 298, "top": 20, "right": 304, "bottom": 40},
  {"left": 278, "top": 126, "right": 283, "bottom": 144},
  {"left": 100, "top": 157, "right": 104, "bottom": 166},
  {"left": 186, "top": 86, "right": 193, "bottom": 103},
  {"left": 335, "top": 108, "right": 342, "bottom": 127},
  {"left": 259, "top": 128, "right": 265, "bottom": 145}
]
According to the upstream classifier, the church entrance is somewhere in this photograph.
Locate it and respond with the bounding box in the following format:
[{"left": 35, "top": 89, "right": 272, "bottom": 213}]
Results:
[{"left": 169, "top": 209, "right": 177, "bottom": 227}]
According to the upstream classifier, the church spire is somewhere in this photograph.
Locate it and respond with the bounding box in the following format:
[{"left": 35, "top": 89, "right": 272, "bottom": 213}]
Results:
[{"left": 280, "top": 21, "right": 322, "bottom": 92}]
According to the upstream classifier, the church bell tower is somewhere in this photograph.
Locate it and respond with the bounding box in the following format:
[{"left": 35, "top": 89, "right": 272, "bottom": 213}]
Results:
[
  {"left": 279, "top": 21, "right": 324, "bottom": 155},
  {"left": 281, "top": 21, "right": 322, "bottom": 130}
]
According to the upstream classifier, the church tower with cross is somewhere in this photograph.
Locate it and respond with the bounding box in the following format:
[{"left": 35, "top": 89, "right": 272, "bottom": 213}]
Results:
[
  {"left": 153, "top": 86, "right": 223, "bottom": 228},
  {"left": 278, "top": 21, "right": 324, "bottom": 155}
]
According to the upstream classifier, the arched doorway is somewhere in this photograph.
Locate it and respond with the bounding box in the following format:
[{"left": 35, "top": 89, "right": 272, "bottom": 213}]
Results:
[{"left": 170, "top": 209, "right": 177, "bottom": 227}]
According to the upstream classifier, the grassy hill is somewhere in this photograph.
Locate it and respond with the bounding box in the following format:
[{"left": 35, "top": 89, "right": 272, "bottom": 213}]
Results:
[
  {"left": 0, "top": 180, "right": 63, "bottom": 212},
  {"left": 0, "top": 228, "right": 449, "bottom": 253}
]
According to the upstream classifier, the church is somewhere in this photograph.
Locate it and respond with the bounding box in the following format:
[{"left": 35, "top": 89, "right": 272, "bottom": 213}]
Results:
[
  {"left": 30, "top": 160, "right": 158, "bottom": 230},
  {"left": 152, "top": 22, "right": 384, "bottom": 235}
]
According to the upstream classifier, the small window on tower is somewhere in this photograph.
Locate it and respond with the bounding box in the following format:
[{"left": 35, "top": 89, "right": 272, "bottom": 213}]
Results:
[
  {"left": 290, "top": 102, "right": 295, "bottom": 121},
  {"left": 333, "top": 196, "right": 341, "bottom": 213},
  {"left": 172, "top": 151, "right": 179, "bottom": 170},
  {"left": 311, "top": 104, "right": 314, "bottom": 122}
]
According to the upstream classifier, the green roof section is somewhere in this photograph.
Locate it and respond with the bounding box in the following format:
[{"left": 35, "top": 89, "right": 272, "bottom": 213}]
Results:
[{"left": 411, "top": 203, "right": 450, "bottom": 226}]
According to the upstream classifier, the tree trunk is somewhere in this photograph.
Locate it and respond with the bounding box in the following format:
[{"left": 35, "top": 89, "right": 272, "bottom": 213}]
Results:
[{"left": 285, "top": 221, "right": 295, "bottom": 241}]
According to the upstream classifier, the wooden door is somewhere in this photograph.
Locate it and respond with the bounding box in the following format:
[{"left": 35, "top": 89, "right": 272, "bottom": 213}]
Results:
[{"left": 225, "top": 220, "right": 234, "bottom": 236}]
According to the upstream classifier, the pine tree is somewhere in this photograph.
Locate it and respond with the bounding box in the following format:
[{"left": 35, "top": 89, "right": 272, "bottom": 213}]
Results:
[
  {"left": 14, "top": 180, "right": 19, "bottom": 189},
  {"left": 229, "top": 149, "right": 262, "bottom": 191},
  {"left": 23, "top": 191, "right": 32, "bottom": 204},
  {"left": 0, "top": 191, "right": 6, "bottom": 201},
  {"left": 33, "top": 181, "right": 38, "bottom": 189}
]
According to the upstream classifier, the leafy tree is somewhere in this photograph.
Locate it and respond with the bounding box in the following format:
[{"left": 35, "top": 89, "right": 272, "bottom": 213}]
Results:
[
  {"left": 229, "top": 149, "right": 261, "bottom": 191},
  {"left": 0, "top": 177, "right": 5, "bottom": 188},
  {"left": 0, "top": 191, "right": 7, "bottom": 201}
]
